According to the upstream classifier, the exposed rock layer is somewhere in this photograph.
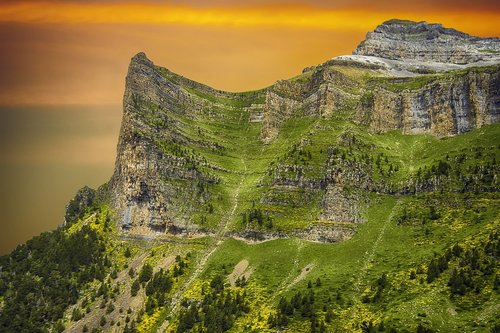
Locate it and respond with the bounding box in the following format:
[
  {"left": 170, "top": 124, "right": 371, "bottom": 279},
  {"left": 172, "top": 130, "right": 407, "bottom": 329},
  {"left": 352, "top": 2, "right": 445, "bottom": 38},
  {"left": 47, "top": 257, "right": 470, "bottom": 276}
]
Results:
[
  {"left": 110, "top": 53, "right": 215, "bottom": 234},
  {"left": 354, "top": 19, "right": 500, "bottom": 64},
  {"left": 262, "top": 64, "right": 500, "bottom": 139},
  {"left": 359, "top": 68, "right": 500, "bottom": 135}
]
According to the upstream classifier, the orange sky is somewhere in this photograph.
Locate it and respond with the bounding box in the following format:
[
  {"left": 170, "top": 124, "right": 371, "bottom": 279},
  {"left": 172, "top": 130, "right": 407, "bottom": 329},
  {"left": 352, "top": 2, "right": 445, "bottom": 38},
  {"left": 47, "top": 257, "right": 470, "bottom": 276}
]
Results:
[{"left": 0, "top": 1, "right": 500, "bottom": 105}]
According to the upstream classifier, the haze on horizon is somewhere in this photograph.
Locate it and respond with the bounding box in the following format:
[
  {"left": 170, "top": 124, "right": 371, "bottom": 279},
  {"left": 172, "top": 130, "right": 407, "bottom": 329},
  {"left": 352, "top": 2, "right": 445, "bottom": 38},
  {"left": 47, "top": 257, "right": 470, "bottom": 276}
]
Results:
[{"left": 1, "top": 0, "right": 500, "bottom": 254}]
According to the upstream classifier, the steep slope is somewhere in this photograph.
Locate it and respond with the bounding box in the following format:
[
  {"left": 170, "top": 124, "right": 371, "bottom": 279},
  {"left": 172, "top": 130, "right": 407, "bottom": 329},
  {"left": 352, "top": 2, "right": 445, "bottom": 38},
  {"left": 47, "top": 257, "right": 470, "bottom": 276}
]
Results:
[
  {"left": 110, "top": 52, "right": 265, "bottom": 236},
  {"left": 263, "top": 61, "right": 500, "bottom": 138}
]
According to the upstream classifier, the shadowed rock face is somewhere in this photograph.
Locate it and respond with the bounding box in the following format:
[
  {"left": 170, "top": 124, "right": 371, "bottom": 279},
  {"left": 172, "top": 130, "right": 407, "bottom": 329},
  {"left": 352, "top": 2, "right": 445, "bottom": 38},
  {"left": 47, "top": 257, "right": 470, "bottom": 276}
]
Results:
[
  {"left": 354, "top": 19, "right": 500, "bottom": 64},
  {"left": 108, "top": 21, "right": 500, "bottom": 237},
  {"left": 358, "top": 68, "right": 500, "bottom": 136},
  {"left": 110, "top": 53, "right": 217, "bottom": 235},
  {"left": 262, "top": 64, "right": 500, "bottom": 139}
]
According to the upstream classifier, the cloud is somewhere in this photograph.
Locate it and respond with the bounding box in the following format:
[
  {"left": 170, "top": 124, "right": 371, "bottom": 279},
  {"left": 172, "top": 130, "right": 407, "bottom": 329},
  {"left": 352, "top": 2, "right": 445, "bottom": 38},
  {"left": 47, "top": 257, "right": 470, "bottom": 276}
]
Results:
[
  {"left": 2, "top": 0, "right": 500, "bottom": 10},
  {"left": 0, "top": 2, "right": 498, "bottom": 33}
]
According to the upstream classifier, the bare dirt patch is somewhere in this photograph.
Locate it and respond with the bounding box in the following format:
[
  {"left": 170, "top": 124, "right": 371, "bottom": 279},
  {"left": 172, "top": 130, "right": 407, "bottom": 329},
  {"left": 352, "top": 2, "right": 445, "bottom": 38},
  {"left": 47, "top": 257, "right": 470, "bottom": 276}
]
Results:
[
  {"left": 228, "top": 259, "right": 253, "bottom": 286},
  {"left": 286, "top": 263, "right": 314, "bottom": 291}
]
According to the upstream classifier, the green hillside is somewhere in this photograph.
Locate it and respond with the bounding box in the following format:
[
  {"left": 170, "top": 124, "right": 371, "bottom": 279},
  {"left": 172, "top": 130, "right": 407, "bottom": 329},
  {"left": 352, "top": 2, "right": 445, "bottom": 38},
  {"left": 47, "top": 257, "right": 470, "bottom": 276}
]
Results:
[{"left": 0, "top": 57, "right": 499, "bottom": 333}]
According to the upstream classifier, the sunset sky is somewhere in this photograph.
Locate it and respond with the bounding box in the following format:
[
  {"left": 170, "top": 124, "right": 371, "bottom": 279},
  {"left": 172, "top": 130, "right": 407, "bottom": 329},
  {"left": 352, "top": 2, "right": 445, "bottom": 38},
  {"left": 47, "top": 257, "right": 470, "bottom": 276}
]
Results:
[
  {"left": 1, "top": 0, "right": 500, "bottom": 254},
  {"left": 1, "top": 0, "right": 500, "bottom": 105}
]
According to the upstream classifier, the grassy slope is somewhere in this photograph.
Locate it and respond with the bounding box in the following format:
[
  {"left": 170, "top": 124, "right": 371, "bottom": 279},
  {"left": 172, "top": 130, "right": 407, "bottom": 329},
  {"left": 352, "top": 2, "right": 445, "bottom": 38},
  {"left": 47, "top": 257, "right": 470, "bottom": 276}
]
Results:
[
  {"left": 130, "top": 64, "right": 499, "bottom": 331},
  {"left": 147, "top": 63, "right": 499, "bottom": 232},
  {"left": 1, "top": 63, "right": 498, "bottom": 333},
  {"left": 184, "top": 192, "right": 498, "bottom": 332},
  {"left": 46, "top": 187, "right": 497, "bottom": 332}
]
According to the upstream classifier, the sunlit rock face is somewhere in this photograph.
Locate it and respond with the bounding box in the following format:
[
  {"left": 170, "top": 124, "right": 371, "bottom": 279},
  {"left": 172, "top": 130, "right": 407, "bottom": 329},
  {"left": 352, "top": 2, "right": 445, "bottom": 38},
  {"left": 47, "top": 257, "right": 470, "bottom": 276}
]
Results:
[{"left": 354, "top": 19, "right": 500, "bottom": 64}]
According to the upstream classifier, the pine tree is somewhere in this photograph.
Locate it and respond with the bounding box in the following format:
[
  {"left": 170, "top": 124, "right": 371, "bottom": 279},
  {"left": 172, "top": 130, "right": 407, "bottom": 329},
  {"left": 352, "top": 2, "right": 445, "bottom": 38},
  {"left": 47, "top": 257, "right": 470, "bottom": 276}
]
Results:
[
  {"left": 139, "top": 263, "right": 153, "bottom": 283},
  {"left": 427, "top": 259, "right": 439, "bottom": 283},
  {"left": 325, "top": 308, "right": 333, "bottom": 323},
  {"left": 449, "top": 269, "right": 467, "bottom": 296},
  {"left": 131, "top": 279, "right": 140, "bottom": 297},
  {"left": 429, "top": 206, "right": 440, "bottom": 220}
]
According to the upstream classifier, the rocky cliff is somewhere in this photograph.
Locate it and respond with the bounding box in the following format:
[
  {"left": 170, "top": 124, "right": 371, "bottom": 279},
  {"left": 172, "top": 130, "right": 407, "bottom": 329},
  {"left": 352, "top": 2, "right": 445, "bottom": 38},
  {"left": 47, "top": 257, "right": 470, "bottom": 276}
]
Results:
[
  {"left": 110, "top": 53, "right": 220, "bottom": 235},
  {"left": 359, "top": 65, "right": 500, "bottom": 136},
  {"left": 262, "top": 20, "right": 500, "bottom": 139},
  {"left": 108, "top": 20, "right": 500, "bottom": 238},
  {"left": 353, "top": 19, "right": 500, "bottom": 64}
]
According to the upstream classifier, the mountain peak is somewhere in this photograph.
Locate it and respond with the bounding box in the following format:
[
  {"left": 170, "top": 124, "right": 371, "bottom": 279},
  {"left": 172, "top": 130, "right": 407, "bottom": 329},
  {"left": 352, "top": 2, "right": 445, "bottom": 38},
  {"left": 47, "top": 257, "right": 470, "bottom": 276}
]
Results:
[
  {"left": 374, "top": 19, "right": 461, "bottom": 37},
  {"left": 129, "top": 51, "right": 154, "bottom": 69},
  {"left": 353, "top": 19, "right": 500, "bottom": 64}
]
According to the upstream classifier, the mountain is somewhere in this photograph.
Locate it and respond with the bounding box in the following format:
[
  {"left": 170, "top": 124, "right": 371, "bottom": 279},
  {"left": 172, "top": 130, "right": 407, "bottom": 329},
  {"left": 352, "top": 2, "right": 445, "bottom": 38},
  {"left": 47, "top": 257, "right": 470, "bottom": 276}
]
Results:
[
  {"left": 109, "top": 20, "right": 499, "bottom": 239},
  {"left": 353, "top": 19, "right": 500, "bottom": 64},
  {"left": 0, "top": 19, "right": 499, "bottom": 333}
]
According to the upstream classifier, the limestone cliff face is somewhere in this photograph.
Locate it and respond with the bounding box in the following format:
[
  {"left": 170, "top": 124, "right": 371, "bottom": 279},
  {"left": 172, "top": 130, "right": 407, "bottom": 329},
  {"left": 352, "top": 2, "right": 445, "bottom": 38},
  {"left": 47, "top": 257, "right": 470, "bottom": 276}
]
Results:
[
  {"left": 109, "top": 53, "right": 215, "bottom": 234},
  {"left": 361, "top": 67, "right": 500, "bottom": 136},
  {"left": 261, "top": 67, "right": 357, "bottom": 143},
  {"left": 354, "top": 19, "right": 500, "bottom": 64},
  {"left": 321, "top": 140, "right": 372, "bottom": 225},
  {"left": 261, "top": 64, "right": 499, "bottom": 140}
]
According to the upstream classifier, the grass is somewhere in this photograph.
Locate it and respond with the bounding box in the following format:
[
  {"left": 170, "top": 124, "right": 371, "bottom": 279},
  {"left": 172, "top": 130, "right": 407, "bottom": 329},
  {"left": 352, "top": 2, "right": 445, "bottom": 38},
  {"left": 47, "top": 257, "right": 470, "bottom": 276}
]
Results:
[
  {"left": 171, "top": 191, "right": 498, "bottom": 332},
  {"left": 163, "top": 191, "right": 500, "bottom": 332},
  {"left": 368, "top": 64, "right": 500, "bottom": 93},
  {"left": 479, "top": 49, "right": 500, "bottom": 54},
  {"left": 56, "top": 61, "right": 500, "bottom": 332}
]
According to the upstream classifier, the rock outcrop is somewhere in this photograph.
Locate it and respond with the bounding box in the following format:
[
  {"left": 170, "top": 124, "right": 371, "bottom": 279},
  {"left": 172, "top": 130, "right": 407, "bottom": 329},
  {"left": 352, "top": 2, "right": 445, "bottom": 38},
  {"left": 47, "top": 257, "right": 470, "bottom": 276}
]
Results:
[
  {"left": 109, "top": 53, "right": 217, "bottom": 234},
  {"left": 359, "top": 66, "right": 500, "bottom": 136},
  {"left": 354, "top": 19, "right": 500, "bottom": 64},
  {"left": 261, "top": 67, "right": 357, "bottom": 143}
]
